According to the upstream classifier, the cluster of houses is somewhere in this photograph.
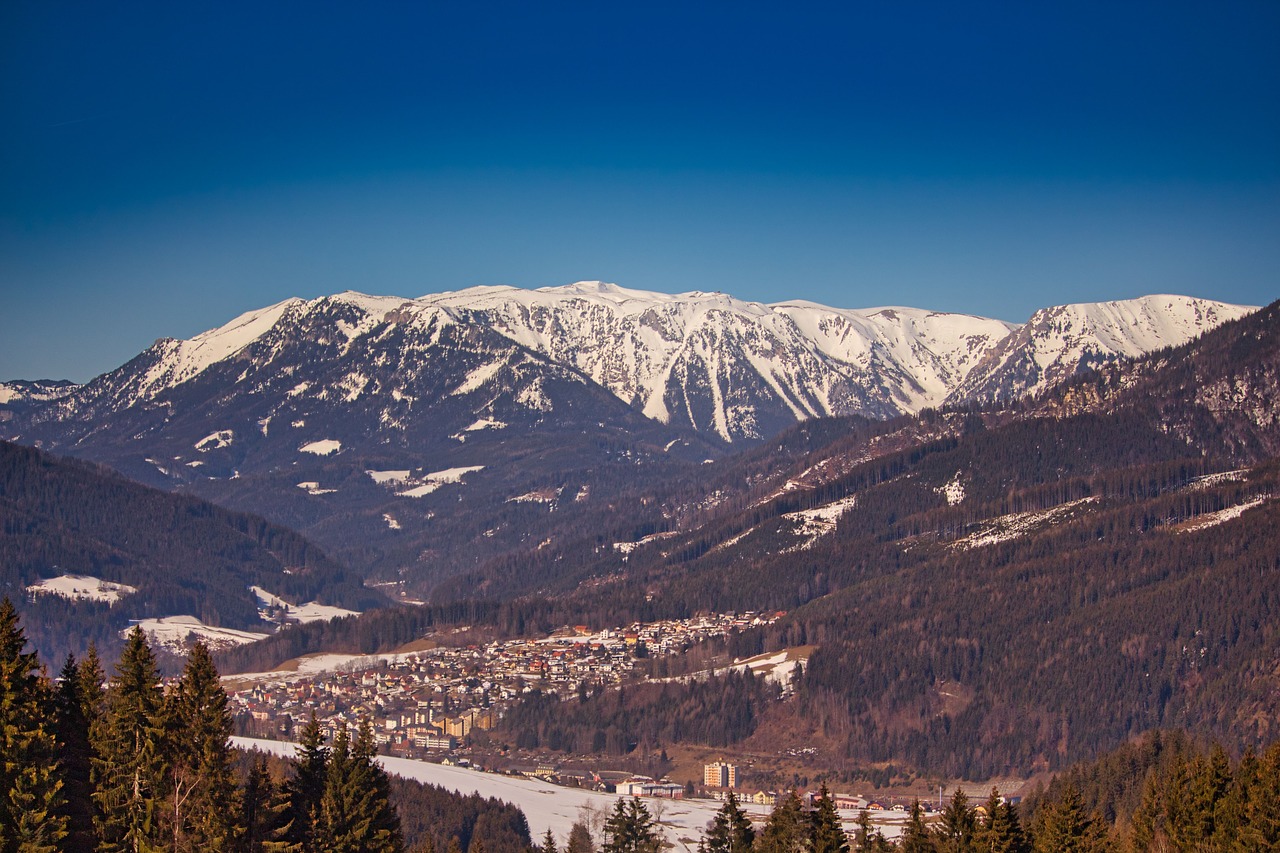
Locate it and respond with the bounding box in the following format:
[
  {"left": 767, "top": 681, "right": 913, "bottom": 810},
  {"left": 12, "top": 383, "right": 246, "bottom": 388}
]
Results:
[{"left": 227, "top": 612, "right": 780, "bottom": 760}]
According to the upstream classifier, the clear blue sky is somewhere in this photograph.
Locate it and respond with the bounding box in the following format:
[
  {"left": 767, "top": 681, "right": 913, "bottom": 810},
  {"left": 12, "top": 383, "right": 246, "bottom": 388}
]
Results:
[{"left": 2, "top": 1, "right": 1278, "bottom": 381}]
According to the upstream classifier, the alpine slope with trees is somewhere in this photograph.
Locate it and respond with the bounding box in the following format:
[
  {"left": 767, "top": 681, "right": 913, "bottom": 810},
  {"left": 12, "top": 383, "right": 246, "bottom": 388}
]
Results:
[{"left": 0, "top": 439, "right": 382, "bottom": 669}]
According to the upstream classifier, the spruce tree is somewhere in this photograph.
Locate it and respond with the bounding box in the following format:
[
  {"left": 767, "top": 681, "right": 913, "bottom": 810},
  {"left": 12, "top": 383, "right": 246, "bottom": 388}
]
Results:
[
  {"left": 1030, "top": 784, "right": 1106, "bottom": 853},
  {"left": 52, "top": 653, "right": 97, "bottom": 851},
  {"left": 284, "top": 711, "right": 329, "bottom": 850},
  {"left": 236, "top": 753, "right": 295, "bottom": 853},
  {"left": 1127, "top": 771, "right": 1166, "bottom": 852},
  {"left": 316, "top": 720, "right": 403, "bottom": 853},
  {"left": 936, "top": 788, "right": 976, "bottom": 852},
  {"left": 704, "top": 792, "right": 755, "bottom": 853},
  {"left": 756, "top": 790, "right": 809, "bottom": 853},
  {"left": 348, "top": 718, "right": 404, "bottom": 852},
  {"left": 810, "top": 784, "right": 848, "bottom": 853},
  {"left": 319, "top": 724, "right": 353, "bottom": 850},
  {"left": 1238, "top": 742, "right": 1280, "bottom": 850},
  {"left": 601, "top": 797, "right": 660, "bottom": 853},
  {"left": 0, "top": 598, "right": 67, "bottom": 853},
  {"left": 93, "top": 625, "right": 168, "bottom": 853},
  {"left": 852, "top": 810, "right": 873, "bottom": 853},
  {"left": 977, "top": 789, "right": 1027, "bottom": 853},
  {"left": 899, "top": 800, "right": 932, "bottom": 853},
  {"left": 566, "top": 821, "right": 596, "bottom": 853},
  {"left": 539, "top": 827, "right": 559, "bottom": 853},
  {"left": 166, "top": 642, "right": 238, "bottom": 852},
  {"left": 76, "top": 643, "right": 106, "bottom": 719}
]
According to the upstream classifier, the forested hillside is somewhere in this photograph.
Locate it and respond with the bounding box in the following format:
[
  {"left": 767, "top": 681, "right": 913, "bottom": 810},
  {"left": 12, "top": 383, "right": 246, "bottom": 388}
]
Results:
[
  {"left": 0, "top": 441, "right": 383, "bottom": 666},
  {"left": 484, "top": 302, "right": 1280, "bottom": 779}
]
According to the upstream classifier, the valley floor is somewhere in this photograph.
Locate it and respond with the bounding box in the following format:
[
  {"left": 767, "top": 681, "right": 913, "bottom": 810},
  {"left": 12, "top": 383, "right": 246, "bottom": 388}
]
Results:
[{"left": 232, "top": 736, "right": 914, "bottom": 851}]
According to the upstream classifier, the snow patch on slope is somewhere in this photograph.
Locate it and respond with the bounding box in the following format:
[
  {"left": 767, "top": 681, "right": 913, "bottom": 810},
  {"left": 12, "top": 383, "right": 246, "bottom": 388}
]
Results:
[
  {"left": 250, "top": 586, "right": 360, "bottom": 623},
  {"left": 26, "top": 574, "right": 137, "bottom": 604},
  {"left": 937, "top": 472, "right": 965, "bottom": 506},
  {"left": 300, "top": 439, "right": 342, "bottom": 456},
  {"left": 952, "top": 498, "right": 1096, "bottom": 550},
  {"left": 367, "top": 466, "right": 485, "bottom": 498},
  {"left": 128, "top": 616, "right": 269, "bottom": 653},
  {"left": 1177, "top": 496, "right": 1270, "bottom": 533}
]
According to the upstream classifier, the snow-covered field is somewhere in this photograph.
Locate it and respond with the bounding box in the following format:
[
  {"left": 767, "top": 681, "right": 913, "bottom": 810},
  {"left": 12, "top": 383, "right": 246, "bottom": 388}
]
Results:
[
  {"left": 230, "top": 737, "right": 908, "bottom": 850},
  {"left": 221, "top": 649, "right": 424, "bottom": 686},
  {"left": 300, "top": 438, "right": 342, "bottom": 456},
  {"left": 366, "top": 466, "right": 485, "bottom": 498},
  {"left": 659, "top": 648, "right": 809, "bottom": 691},
  {"left": 25, "top": 574, "right": 137, "bottom": 604},
  {"left": 129, "top": 616, "right": 269, "bottom": 653},
  {"left": 250, "top": 586, "right": 360, "bottom": 624}
]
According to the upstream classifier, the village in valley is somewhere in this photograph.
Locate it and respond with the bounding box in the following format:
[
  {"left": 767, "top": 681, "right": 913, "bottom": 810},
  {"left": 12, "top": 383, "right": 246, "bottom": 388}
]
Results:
[
  {"left": 222, "top": 608, "right": 945, "bottom": 844},
  {"left": 224, "top": 611, "right": 857, "bottom": 801}
]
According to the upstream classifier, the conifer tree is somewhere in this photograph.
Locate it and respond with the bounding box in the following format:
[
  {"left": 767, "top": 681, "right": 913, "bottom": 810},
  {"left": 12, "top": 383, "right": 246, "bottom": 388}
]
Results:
[
  {"left": 1238, "top": 742, "right": 1280, "bottom": 850},
  {"left": 852, "top": 810, "right": 873, "bottom": 853},
  {"left": 602, "top": 797, "right": 660, "bottom": 853},
  {"left": 810, "top": 784, "right": 848, "bottom": 853},
  {"left": 899, "top": 800, "right": 932, "bottom": 853},
  {"left": 93, "top": 625, "right": 169, "bottom": 853},
  {"left": 566, "top": 821, "right": 596, "bottom": 853},
  {"left": 237, "top": 753, "right": 295, "bottom": 853},
  {"left": 1127, "top": 772, "right": 1166, "bottom": 852},
  {"left": 1173, "top": 745, "right": 1230, "bottom": 849},
  {"left": 1030, "top": 784, "right": 1106, "bottom": 853},
  {"left": 284, "top": 711, "right": 329, "bottom": 850},
  {"left": 319, "top": 724, "right": 353, "bottom": 850},
  {"left": 0, "top": 598, "right": 67, "bottom": 853},
  {"left": 756, "top": 790, "right": 809, "bottom": 853},
  {"left": 539, "top": 827, "right": 559, "bottom": 853},
  {"left": 52, "top": 653, "right": 97, "bottom": 851},
  {"left": 349, "top": 718, "right": 403, "bottom": 852},
  {"left": 936, "top": 788, "right": 976, "bottom": 852},
  {"left": 166, "top": 642, "right": 238, "bottom": 851},
  {"left": 76, "top": 643, "right": 106, "bottom": 719},
  {"left": 976, "top": 789, "right": 1027, "bottom": 853},
  {"left": 703, "top": 792, "right": 755, "bottom": 853},
  {"left": 317, "top": 720, "right": 403, "bottom": 853}
]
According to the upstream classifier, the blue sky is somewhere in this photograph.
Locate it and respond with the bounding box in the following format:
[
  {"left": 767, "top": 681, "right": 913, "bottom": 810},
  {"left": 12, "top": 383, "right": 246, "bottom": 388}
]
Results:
[{"left": 2, "top": 2, "right": 1278, "bottom": 381}]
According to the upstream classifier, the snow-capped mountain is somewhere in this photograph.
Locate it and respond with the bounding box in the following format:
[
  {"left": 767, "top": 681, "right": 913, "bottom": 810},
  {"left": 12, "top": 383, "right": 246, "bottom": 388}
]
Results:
[
  {"left": 426, "top": 282, "right": 1018, "bottom": 440},
  {"left": 10, "top": 284, "right": 1254, "bottom": 448},
  {"left": 0, "top": 282, "right": 1259, "bottom": 600},
  {"left": 947, "top": 295, "right": 1255, "bottom": 406}
]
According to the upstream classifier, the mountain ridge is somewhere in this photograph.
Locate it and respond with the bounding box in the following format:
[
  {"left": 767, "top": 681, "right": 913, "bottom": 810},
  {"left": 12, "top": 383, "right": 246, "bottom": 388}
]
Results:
[
  {"left": 8, "top": 283, "right": 1253, "bottom": 444},
  {"left": 1, "top": 284, "right": 1258, "bottom": 598}
]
